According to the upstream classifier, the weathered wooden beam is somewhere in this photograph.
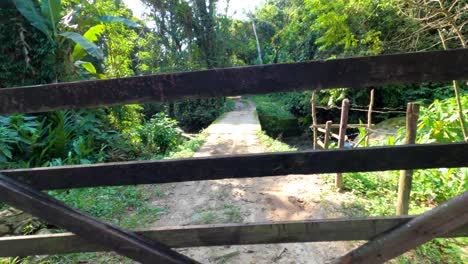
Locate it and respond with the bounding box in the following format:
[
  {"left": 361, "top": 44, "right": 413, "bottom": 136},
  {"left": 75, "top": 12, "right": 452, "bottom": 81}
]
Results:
[
  {"left": 366, "top": 89, "right": 375, "bottom": 147},
  {"left": 323, "top": 121, "right": 332, "bottom": 149},
  {"left": 2, "top": 143, "right": 467, "bottom": 190},
  {"left": 333, "top": 191, "right": 468, "bottom": 264},
  {"left": 317, "top": 139, "right": 325, "bottom": 149},
  {"left": 1, "top": 49, "right": 467, "bottom": 115},
  {"left": 0, "top": 173, "right": 198, "bottom": 263},
  {"left": 396, "top": 103, "right": 420, "bottom": 215},
  {"left": 311, "top": 91, "right": 318, "bottom": 149},
  {"left": 336, "top": 99, "right": 350, "bottom": 190},
  {"left": 312, "top": 124, "right": 372, "bottom": 129},
  {"left": 1, "top": 216, "right": 467, "bottom": 257}
]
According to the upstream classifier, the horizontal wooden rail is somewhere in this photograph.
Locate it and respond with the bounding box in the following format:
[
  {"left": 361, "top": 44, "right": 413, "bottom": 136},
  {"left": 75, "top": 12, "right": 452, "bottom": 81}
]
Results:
[
  {"left": 0, "top": 173, "right": 197, "bottom": 263},
  {"left": 317, "top": 128, "right": 346, "bottom": 141},
  {"left": 1, "top": 49, "right": 467, "bottom": 114},
  {"left": 1, "top": 216, "right": 466, "bottom": 257},
  {"left": 334, "top": 191, "right": 468, "bottom": 264},
  {"left": 312, "top": 124, "right": 373, "bottom": 129},
  {"left": 2, "top": 143, "right": 467, "bottom": 190}
]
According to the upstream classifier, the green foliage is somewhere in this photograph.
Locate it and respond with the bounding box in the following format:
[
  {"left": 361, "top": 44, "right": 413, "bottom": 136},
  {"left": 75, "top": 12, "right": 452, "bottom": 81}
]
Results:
[
  {"left": 98, "top": 16, "right": 140, "bottom": 28},
  {"left": 60, "top": 31, "right": 103, "bottom": 60},
  {"left": 173, "top": 98, "right": 226, "bottom": 132},
  {"left": 250, "top": 94, "right": 303, "bottom": 137},
  {"left": 256, "top": 131, "right": 297, "bottom": 152},
  {"left": 388, "top": 96, "right": 468, "bottom": 204},
  {"left": 224, "top": 97, "right": 236, "bottom": 113},
  {"left": 415, "top": 95, "right": 468, "bottom": 143},
  {"left": 12, "top": 0, "right": 53, "bottom": 40},
  {"left": 72, "top": 24, "right": 105, "bottom": 60},
  {"left": 139, "top": 113, "right": 182, "bottom": 156},
  {"left": 166, "top": 132, "right": 207, "bottom": 159},
  {"left": 107, "top": 105, "right": 143, "bottom": 144},
  {"left": 0, "top": 5, "right": 64, "bottom": 87},
  {"left": 49, "top": 186, "right": 164, "bottom": 228},
  {"left": 339, "top": 95, "right": 468, "bottom": 263}
]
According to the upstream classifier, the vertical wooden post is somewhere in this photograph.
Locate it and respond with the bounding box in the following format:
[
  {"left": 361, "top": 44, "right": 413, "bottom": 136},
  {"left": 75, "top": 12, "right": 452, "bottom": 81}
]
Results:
[
  {"left": 324, "top": 121, "right": 332, "bottom": 149},
  {"left": 396, "top": 102, "right": 420, "bottom": 215},
  {"left": 366, "top": 89, "right": 375, "bottom": 147},
  {"left": 336, "top": 99, "right": 350, "bottom": 190},
  {"left": 311, "top": 91, "right": 318, "bottom": 149}
]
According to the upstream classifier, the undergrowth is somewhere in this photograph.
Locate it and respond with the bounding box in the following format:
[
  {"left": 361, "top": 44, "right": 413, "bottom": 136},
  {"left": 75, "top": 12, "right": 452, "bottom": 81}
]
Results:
[
  {"left": 256, "top": 130, "right": 297, "bottom": 152},
  {"left": 325, "top": 96, "right": 468, "bottom": 263},
  {"left": 3, "top": 132, "right": 207, "bottom": 264}
]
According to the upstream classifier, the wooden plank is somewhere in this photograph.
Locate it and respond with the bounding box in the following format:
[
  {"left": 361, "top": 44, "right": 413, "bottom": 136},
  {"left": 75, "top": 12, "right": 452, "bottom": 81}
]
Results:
[
  {"left": 1, "top": 216, "right": 467, "bottom": 257},
  {"left": 2, "top": 143, "right": 467, "bottom": 190},
  {"left": 333, "top": 191, "right": 468, "bottom": 264},
  {"left": 331, "top": 132, "right": 346, "bottom": 141},
  {"left": 311, "top": 91, "right": 318, "bottom": 149},
  {"left": 312, "top": 124, "right": 372, "bottom": 129},
  {"left": 317, "top": 140, "right": 325, "bottom": 149},
  {"left": 0, "top": 173, "right": 198, "bottom": 264},
  {"left": 317, "top": 127, "right": 327, "bottom": 133},
  {"left": 1, "top": 49, "right": 467, "bottom": 115},
  {"left": 324, "top": 121, "right": 332, "bottom": 149},
  {"left": 396, "top": 103, "right": 420, "bottom": 215},
  {"left": 366, "top": 89, "right": 375, "bottom": 147},
  {"left": 336, "top": 99, "right": 350, "bottom": 190}
]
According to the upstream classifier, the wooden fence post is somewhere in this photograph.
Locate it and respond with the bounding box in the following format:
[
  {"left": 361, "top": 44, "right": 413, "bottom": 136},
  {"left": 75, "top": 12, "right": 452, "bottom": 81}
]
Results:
[
  {"left": 366, "top": 89, "right": 375, "bottom": 147},
  {"left": 324, "top": 121, "right": 332, "bottom": 149},
  {"left": 396, "top": 102, "right": 420, "bottom": 215},
  {"left": 336, "top": 99, "right": 350, "bottom": 190},
  {"left": 311, "top": 91, "right": 318, "bottom": 149}
]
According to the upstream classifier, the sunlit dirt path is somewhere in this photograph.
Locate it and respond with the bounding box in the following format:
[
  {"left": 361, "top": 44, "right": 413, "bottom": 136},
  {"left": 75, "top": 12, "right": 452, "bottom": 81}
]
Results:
[{"left": 149, "top": 98, "right": 356, "bottom": 263}]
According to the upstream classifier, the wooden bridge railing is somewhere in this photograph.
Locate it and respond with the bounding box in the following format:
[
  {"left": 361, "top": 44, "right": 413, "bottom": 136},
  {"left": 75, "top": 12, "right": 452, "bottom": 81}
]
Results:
[{"left": 0, "top": 49, "right": 467, "bottom": 263}]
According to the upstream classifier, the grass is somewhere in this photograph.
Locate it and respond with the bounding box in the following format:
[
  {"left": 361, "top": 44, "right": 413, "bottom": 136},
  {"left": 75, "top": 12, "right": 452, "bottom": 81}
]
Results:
[
  {"left": 224, "top": 97, "right": 236, "bottom": 112},
  {"left": 165, "top": 131, "right": 207, "bottom": 159},
  {"left": 2, "top": 131, "right": 208, "bottom": 264},
  {"left": 256, "top": 130, "right": 297, "bottom": 152},
  {"left": 248, "top": 95, "right": 294, "bottom": 119},
  {"left": 325, "top": 171, "right": 468, "bottom": 263},
  {"left": 192, "top": 203, "right": 242, "bottom": 224}
]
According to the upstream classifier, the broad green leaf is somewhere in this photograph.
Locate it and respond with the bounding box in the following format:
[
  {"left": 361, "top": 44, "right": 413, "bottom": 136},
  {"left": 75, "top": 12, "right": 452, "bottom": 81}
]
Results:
[
  {"left": 98, "top": 16, "right": 141, "bottom": 28},
  {"left": 60, "top": 32, "right": 103, "bottom": 60},
  {"left": 41, "top": 0, "right": 61, "bottom": 35},
  {"left": 1, "top": 146, "right": 12, "bottom": 159},
  {"left": 12, "top": 0, "right": 52, "bottom": 40},
  {"left": 72, "top": 24, "right": 105, "bottom": 60},
  {"left": 74, "top": 60, "right": 97, "bottom": 74}
]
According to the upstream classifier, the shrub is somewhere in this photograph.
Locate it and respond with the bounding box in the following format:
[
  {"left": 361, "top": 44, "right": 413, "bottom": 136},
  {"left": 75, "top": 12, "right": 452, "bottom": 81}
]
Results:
[
  {"left": 172, "top": 98, "right": 226, "bottom": 132},
  {"left": 249, "top": 95, "right": 302, "bottom": 137},
  {"left": 139, "top": 113, "right": 182, "bottom": 156}
]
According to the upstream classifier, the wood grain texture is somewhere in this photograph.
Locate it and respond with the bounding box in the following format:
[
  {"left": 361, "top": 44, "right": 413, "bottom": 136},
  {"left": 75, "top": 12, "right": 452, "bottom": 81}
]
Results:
[
  {"left": 1, "top": 216, "right": 466, "bottom": 257},
  {"left": 334, "top": 191, "right": 468, "bottom": 264},
  {"left": 2, "top": 143, "right": 467, "bottom": 190},
  {"left": 396, "top": 103, "right": 420, "bottom": 215},
  {"left": 336, "top": 99, "right": 350, "bottom": 189},
  {"left": 366, "top": 89, "right": 375, "bottom": 147},
  {"left": 1, "top": 49, "right": 467, "bottom": 115},
  {"left": 324, "top": 121, "right": 332, "bottom": 149},
  {"left": 0, "top": 173, "right": 198, "bottom": 263}
]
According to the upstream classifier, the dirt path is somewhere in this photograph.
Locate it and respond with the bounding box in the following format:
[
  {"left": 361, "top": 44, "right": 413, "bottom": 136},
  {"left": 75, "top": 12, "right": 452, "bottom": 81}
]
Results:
[{"left": 150, "top": 98, "right": 356, "bottom": 263}]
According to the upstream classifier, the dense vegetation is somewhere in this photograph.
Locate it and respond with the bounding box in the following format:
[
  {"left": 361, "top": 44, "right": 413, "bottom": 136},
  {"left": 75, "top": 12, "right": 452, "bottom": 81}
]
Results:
[{"left": 0, "top": 0, "right": 466, "bottom": 263}]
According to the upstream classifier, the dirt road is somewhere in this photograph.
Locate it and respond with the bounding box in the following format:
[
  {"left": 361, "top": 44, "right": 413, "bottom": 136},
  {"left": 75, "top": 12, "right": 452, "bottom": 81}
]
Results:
[{"left": 150, "top": 98, "right": 356, "bottom": 263}]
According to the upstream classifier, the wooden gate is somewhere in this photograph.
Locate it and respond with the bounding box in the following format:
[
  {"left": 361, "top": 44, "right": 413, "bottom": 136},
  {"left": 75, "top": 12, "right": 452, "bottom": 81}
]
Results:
[{"left": 0, "top": 49, "right": 467, "bottom": 263}]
